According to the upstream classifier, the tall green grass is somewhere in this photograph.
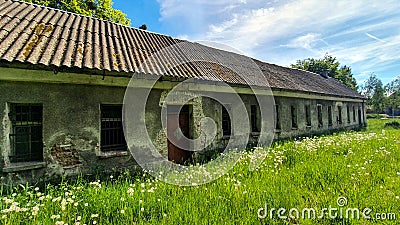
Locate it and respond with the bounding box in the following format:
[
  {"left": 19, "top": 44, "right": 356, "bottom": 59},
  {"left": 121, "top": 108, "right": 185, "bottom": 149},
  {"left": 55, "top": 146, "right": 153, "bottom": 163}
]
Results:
[{"left": 1, "top": 119, "right": 399, "bottom": 225}]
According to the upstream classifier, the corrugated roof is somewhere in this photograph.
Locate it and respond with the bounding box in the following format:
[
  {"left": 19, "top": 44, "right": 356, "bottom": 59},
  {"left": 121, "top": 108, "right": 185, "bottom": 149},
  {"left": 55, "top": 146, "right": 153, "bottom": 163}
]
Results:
[{"left": 0, "top": 0, "right": 363, "bottom": 99}]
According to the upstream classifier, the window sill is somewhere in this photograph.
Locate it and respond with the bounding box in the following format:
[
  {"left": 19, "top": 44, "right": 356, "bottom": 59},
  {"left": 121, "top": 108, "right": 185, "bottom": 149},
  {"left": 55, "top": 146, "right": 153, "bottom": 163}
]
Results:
[
  {"left": 306, "top": 126, "right": 312, "bottom": 129},
  {"left": 291, "top": 127, "right": 298, "bottom": 130},
  {"left": 251, "top": 132, "right": 260, "bottom": 136},
  {"left": 222, "top": 135, "right": 233, "bottom": 140},
  {"left": 274, "top": 129, "right": 281, "bottom": 133},
  {"left": 2, "top": 162, "right": 46, "bottom": 173},
  {"left": 97, "top": 151, "right": 129, "bottom": 159}
]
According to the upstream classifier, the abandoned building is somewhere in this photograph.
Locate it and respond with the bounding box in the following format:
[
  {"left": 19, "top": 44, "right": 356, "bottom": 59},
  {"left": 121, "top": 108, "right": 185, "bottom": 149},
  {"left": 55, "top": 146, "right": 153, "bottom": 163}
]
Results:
[{"left": 0, "top": 0, "right": 366, "bottom": 182}]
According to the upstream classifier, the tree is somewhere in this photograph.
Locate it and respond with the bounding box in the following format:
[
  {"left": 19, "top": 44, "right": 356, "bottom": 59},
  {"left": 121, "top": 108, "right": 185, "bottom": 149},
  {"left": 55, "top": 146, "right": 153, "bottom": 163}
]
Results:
[
  {"left": 291, "top": 53, "right": 358, "bottom": 91},
  {"left": 384, "top": 76, "right": 400, "bottom": 117},
  {"left": 22, "top": 0, "right": 131, "bottom": 26},
  {"left": 361, "top": 73, "right": 385, "bottom": 113}
]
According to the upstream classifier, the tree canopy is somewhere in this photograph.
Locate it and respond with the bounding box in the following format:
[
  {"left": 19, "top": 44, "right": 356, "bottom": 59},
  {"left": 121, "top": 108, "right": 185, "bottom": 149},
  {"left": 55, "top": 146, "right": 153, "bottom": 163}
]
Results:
[
  {"left": 291, "top": 53, "right": 358, "bottom": 91},
  {"left": 23, "top": 0, "right": 131, "bottom": 26}
]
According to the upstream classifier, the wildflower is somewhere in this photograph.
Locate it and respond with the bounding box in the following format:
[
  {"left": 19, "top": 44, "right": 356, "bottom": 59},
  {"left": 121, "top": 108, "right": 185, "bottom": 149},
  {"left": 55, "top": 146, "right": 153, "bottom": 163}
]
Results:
[
  {"left": 120, "top": 197, "right": 125, "bottom": 202},
  {"left": 34, "top": 187, "right": 39, "bottom": 192},
  {"left": 127, "top": 188, "right": 134, "bottom": 196},
  {"left": 110, "top": 175, "right": 114, "bottom": 179},
  {"left": 76, "top": 216, "right": 82, "bottom": 221},
  {"left": 140, "top": 207, "right": 144, "bottom": 212},
  {"left": 139, "top": 200, "right": 143, "bottom": 204},
  {"left": 55, "top": 221, "right": 65, "bottom": 225},
  {"left": 51, "top": 215, "right": 61, "bottom": 220},
  {"left": 396, "top": 196, "right": 399, "bottom": 200},
  {"left": 2, "top": 215, "right": 7, "bottom": 219},
  {"left": 93, "top": 221, "right": 97, "bottom": 225},
  {"left": 120, "top": 209, "right": 125, "bottom": 214},
  {"left": 84, "top": 203, "right": 89, "bottom": 207},
  {"left": 91, "top": 214, "right": 98, "bottom": 218}
]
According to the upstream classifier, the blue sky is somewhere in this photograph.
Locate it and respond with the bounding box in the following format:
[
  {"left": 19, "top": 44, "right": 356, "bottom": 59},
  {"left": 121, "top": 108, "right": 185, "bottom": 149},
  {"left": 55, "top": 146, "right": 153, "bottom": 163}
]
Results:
[{"left": 113, "top": 0, "right": 400, "bottom": 86}]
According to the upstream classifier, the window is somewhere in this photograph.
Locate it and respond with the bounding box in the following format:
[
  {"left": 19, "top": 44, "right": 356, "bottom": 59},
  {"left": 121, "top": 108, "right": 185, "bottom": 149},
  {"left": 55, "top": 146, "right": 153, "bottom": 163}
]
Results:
[
  {"left": 291, "top": 105, "right": 297, "bottom": 129},
  {"left": 275, "top": 105, "right": 281, "bottom": 130},
  {"left": 305, "top": 105, "right": 311, "bottom": 127},
  {"left": 353, "top": 106, "right": 356, "bottom": 122},
  {"left": 250, "top": 105, "right": 260, "bottom": 132},
  {"left": 9, "top": 104, "right": 43, "bottom": 163},
  {"left": 101, "top": 105, "right": 127, "bottom": 152},
  {"left": 222, "top": 106, "right": 231, "bottom": 136},
  {"left": 347, "top": 105, "right": 350, "bottom": 123},
  {"left": 328, "top": 106, "right": 333, "bottom": 127},
  {"left": 338, "top": 106, "right": 342, "bottom": 124},
  {"left": 317, "top": 105, "right": 323, "bottom": 128}
]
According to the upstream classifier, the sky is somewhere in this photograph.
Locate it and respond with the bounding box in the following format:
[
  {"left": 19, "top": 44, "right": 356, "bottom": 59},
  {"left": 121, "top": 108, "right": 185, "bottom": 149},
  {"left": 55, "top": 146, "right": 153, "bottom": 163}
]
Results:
[{"left": 113, "top": 0, "right": 400, "bottom": 86}]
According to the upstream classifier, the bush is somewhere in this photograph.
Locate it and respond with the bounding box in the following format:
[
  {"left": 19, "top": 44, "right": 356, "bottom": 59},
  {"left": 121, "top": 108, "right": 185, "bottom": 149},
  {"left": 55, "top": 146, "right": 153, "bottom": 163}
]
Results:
[{"left": 384, "top": 120, "right": 400, "bottom": 129}]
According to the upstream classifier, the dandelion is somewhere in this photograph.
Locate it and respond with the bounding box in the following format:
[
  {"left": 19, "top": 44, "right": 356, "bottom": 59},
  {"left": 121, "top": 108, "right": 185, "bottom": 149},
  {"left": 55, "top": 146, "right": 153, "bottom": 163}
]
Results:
[
  {"left": 120, "top": 209, "right": 125, "bottom": 214},
  {"left": 51, "top": 215, "right": 61, "bottom": 220},
  {"left": 91, "top": 214, "right": 99, "bottom": 218},
  {"left": 127, "top": 188, "right": 134, "bottom": 196},
  {"left": 120, "top": 197, "right": 125, "bottom": 202},
  {"left": 34, "top": 187, "right": 39, "bottom": 192},
  {"left": 55, "top": 221, "right": 65, "bottom": 225},
  {"left": 396, "top": 196, "right": 399, "bottom": 200},
  {"left": 139, "top": 200, "right": 143, "bottom": 204},
  {"left": 76, "top": 216, "right": 82, "bottom": 221},
  {"left": 2, "top": 215, "right": 7, "bottom": 219},
  {"left": 93, "top": 221, "right": 97, "bottom": 225},
  {"left": 84, "top": 203, "right": 89, "bottom": 207},
  {"left": 140, "top": 207, "right": 144, "bottom": 212}
]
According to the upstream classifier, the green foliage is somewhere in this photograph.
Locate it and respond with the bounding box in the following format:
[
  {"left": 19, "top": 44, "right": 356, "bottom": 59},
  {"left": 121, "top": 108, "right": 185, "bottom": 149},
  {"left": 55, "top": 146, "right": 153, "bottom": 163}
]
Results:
[
  {"left": 361, "top": 74, "right": 387, "bottom": 113},
  {"left": 384, "top": 120, "right": 400, "bottom": 129},
  {"left": 22, "top": 0, "right": 131, "bottom": 26},
  {"left": 1, "top": 119, "right": 399, "bottom": 224},
  {"left": 291, "top": 53, "right": 358, "bottom": 91}
]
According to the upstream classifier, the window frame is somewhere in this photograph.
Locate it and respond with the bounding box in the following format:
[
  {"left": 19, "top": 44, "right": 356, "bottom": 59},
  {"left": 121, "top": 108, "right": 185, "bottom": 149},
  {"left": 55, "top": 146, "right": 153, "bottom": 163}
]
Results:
[
  {"left": 291, "top": 105, "right": 298, "bottom": 129},
  {"left": 221, "top": 105, "right": 232, "bottom": 137},
  {"left": 305, "top": 105, "right": 311, "bottom": 127},
  {"left": 100, "top": 104, "right": 127, "bottom": 152},
  {"left": 8, "top": 103, "right": 43, "bottom": 163}
]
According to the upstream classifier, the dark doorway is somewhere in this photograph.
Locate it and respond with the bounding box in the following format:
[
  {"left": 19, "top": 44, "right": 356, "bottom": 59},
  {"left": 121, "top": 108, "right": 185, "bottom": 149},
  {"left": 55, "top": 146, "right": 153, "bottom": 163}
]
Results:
[
  {"left": 167, "top": 105, "right": 192, "bottom": 164},
  {"left": 358, "top": 109, "right": 362, "bottom": 125}
]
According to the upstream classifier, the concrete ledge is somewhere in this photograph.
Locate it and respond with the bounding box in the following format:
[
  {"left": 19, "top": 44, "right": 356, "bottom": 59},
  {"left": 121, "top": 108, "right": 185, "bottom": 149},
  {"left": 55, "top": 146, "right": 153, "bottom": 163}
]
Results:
[
  {"left": 97, "top": 151, "right": 129, "bottom": 159},
  {"left": 2, "top": 162, "right": 46, "bottom": 173}
]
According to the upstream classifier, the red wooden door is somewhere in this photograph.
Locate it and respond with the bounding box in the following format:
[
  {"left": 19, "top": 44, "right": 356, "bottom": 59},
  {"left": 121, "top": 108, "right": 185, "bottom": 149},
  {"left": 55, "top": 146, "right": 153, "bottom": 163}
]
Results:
[{"left": 167, "top": 105, "right": 192, "bottom": 164}]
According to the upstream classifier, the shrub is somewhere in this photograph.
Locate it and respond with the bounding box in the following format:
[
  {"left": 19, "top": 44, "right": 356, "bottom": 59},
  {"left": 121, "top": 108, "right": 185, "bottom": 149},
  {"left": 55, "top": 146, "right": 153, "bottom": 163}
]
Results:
[{"left": 384, "top": 120, "right": 400, "bottom": 129}]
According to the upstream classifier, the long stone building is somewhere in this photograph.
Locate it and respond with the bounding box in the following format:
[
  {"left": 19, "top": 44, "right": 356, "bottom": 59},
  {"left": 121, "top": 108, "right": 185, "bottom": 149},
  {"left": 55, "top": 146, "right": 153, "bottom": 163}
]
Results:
[{"left": 0, "top": 0, "right": 366, "bottom": 182}]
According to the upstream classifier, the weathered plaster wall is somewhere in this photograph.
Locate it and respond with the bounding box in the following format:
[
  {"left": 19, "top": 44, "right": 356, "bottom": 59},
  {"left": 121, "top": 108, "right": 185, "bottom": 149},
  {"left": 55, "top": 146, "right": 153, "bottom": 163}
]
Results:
[
  {"left": 0, "top": 81, "right": 141, "bottom": 183},
  {"left": 0, "top": 74, "right": 366, "bottom": 183}
]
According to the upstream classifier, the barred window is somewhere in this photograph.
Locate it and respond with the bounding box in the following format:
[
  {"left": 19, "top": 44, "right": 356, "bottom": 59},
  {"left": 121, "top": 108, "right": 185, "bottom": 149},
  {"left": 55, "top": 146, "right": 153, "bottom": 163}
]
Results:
[
  {"left": 317, "top": 105, "right": 323, "bottom": 128},
  {"left": 347, "top": 105, "right": 351, "bottom": 123},
  {"left": 328, "top": 106, "right": 333, "bottom": 127},
  {"left": 250, "top": 105, "right": 260, "bottom": 132},
  {"left": 275, "top": 105, "right": 281, "bottom": 130},
  {"left": 101, "top": 105, "right": 127, "bottom": 152},
  {"left": 338, "top": 106, "right": 343, "bottom": 124},
  {"left": 291, "top": 105, "right": 298, "bottom": 129},
  {"left": 9, "top": 104, "right": 43, "bottom": 163},
  {"left": 305, "top": 105, "right": 311, "bottom": 127},
  {"left": 222, "top": 106, "right": 231, "bottom": 136}
]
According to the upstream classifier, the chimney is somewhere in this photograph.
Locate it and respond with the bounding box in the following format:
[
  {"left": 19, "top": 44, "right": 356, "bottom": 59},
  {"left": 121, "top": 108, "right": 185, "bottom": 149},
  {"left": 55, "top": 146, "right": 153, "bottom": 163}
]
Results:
[{"left": 319, "top": 69, "right": 329, "bottom": 78}]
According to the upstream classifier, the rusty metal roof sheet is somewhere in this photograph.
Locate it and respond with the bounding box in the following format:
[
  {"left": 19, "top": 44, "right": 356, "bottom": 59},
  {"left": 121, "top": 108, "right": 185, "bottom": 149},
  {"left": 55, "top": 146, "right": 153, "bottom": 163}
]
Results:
[{"left": 0, "top": 0, "right": 363, "bottom": 99}]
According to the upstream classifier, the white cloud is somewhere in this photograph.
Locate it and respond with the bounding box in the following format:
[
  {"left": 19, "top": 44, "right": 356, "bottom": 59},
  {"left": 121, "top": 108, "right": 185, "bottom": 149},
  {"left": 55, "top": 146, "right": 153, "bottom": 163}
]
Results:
[
  {"left": 156, "top": 0, "right": 400, "bottom": 83},
  {"left": 365, "top": 33, "right": 386, "bottom": 43},
  {"left": 282, "top": 33, "right": 322, "bottom": 51}
]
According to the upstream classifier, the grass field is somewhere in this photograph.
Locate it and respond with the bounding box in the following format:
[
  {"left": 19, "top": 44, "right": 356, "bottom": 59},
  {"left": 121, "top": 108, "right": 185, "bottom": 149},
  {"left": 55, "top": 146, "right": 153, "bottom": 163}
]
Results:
[{"left": 1, "top": 119, "right": 399, "bottom": 224}]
